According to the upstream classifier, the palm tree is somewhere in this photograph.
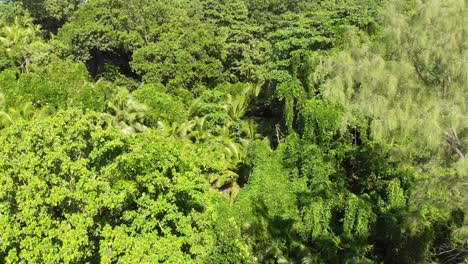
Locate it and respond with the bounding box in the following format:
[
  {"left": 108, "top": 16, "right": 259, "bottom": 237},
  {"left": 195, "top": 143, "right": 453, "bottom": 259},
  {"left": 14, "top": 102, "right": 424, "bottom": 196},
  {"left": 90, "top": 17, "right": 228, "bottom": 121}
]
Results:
[
  {"left": 188, "top": 97, "right": 203, "bottom": 117},
  {"left": 223, "top": 81, "right": 264, "bottom": 121},
  {"left": 154, "top": 82, "right": 265, "bottom": 205},
  {"left": 0, "top": 101, "right": 51, "bottom": 129},
  {"left": 224, "top": 94, "right": 248, "bottom": 121},
  {"left": 0, "top": 16, "right": 37, "bottom": 48},
  {"left": 241, "top": 118, "right": 261, "bottom": 141},
  {"left": 0, "top": 111, "right": 14, "bottom": 127},
  {"left": 244, "top": 81, "right": 264, "bottom": 99},
  {"left": 0, "top": 92, "right": 5, "bottom": 110},
  {"left": 186, "top": 116, "right": 212, "bottom": 142},
  {"left": 104, "top": 88, "right": 147, "bottom": 134},
  {"left": 0, "top": 16, "right": 42, "bottom": 72}
]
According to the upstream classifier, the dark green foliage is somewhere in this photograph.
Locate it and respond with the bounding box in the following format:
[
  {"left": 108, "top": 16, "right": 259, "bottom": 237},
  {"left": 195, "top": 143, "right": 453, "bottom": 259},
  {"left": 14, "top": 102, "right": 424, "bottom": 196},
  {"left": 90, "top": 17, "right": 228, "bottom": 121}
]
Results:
[
  {"left": 11, "top": 0, "right": 83, "bottom": 33},
  {"left": 131, "top": 31, "right": 225, "bottom": 88}
]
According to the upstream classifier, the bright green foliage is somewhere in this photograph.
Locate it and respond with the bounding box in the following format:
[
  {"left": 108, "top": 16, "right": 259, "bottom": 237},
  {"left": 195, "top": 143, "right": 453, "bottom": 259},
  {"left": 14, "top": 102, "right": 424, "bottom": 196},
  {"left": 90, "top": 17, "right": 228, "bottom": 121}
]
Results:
[
  {"left": 57, "top": 0, "right": 141, "bottom": 60},
  {"left": 102, "top": 87, "right": 148, "bottom": 134},
  {"left": 0, "top": 57, "right": 109, "bottom": 111},
  {"left": 0, "top": 5, "right": 50, "bottom": 72},
  {"left": 0, "top": 0, "right": 466, "bottom": 263},
  {"left": 131, "top": 33, "right": 224, "bottom": 89},
  {"left": 0, "top": 110, "right": 253, "bottom": 263},
  {"left": 234, "top": 140, "right": 300, "bottom": 262},
  {"left": 11, "top": 0, "right": 83, "bottom": 32},
  {"left": 244, "top": 0, "right": 382, "bottom": 137},
  {"left": 131, "top": 15, "right": 225, "bottom": 88},
  {"left": 229, "top": 100, "right": 421, "bottom": 262},
  {"left": 132, "top": 84, "right": 188, "bottom": 126},
  {"left": 201, "top": 0, "right": 269, "bottom": 83},
  {"left": 56, "top": 0, "right": 229, "bottom": 89}
]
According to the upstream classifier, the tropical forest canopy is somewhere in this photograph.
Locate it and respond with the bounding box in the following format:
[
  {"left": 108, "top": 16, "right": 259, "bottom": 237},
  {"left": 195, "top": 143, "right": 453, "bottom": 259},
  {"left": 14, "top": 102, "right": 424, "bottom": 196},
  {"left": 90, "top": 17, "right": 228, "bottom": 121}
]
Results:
[{"left": 0, "top": 0, "right": 467, "bottom": 263}]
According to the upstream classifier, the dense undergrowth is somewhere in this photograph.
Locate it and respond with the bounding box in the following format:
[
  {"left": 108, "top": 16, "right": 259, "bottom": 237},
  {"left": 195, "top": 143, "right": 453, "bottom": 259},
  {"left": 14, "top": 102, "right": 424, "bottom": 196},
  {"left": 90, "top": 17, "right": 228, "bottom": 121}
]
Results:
[{"left": 0, "top": 0, "right": 466, "bottom": 263}]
